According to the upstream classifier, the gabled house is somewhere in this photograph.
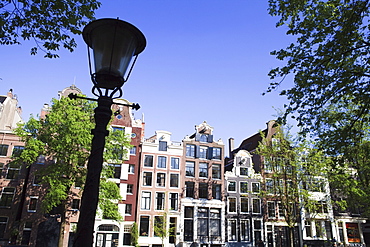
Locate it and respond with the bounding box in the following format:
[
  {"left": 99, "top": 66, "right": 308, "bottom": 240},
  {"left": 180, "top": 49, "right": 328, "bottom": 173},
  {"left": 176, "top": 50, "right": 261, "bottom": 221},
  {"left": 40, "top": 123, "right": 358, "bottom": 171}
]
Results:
[{"left": 180, "top": 121, "right": 225, "bottom": 247}]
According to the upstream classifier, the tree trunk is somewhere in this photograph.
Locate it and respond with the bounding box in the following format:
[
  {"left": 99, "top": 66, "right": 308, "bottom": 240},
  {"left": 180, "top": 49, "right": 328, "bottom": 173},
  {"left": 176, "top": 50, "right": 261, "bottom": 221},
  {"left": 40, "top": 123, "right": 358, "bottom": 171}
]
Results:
[
  {"left": 58, "top": 207, "right": 67, "bottom": 247},
  {"left": 289, "top": 227, "right": 294, "bottom": 247}
]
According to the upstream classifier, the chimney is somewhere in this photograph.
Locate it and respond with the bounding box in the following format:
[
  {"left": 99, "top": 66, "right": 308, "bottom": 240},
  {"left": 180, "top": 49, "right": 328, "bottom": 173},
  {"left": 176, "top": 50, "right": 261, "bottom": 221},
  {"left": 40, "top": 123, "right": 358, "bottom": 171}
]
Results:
[
  {"left": 7, "top": 89, "right": 13, "bottom": 98},
  {"left": 229, "top": 138, "right": 235, "bottom": 157}
]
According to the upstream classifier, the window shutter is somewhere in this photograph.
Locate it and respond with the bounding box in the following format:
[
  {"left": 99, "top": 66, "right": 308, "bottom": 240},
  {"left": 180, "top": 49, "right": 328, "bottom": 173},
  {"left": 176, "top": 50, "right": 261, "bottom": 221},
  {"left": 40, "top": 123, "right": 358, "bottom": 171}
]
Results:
[
  {"left": 195, "top": 145, "right": 200, "bottom": 158},
  {"left": 195, "top": 133, "right": 201, "bottom": 141},
  {"left": 208, "top": 147, "right": 213, "bottom": 160},
  {"left": 208, "top": 135, "right": 213, "bottom": 143}
]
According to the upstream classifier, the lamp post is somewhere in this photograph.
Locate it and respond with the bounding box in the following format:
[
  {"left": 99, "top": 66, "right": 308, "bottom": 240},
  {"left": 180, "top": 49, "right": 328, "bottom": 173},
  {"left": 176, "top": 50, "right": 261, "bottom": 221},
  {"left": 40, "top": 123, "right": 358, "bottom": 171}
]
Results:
[{"left": 73, "top": 18, "right": 146, "bottom": 247}]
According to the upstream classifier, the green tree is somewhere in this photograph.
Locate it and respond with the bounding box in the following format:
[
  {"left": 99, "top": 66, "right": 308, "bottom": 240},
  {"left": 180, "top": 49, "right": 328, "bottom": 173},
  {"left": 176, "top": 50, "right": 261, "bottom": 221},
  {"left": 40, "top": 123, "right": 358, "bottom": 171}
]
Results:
[
  {"left": 153, "top": 212, "right": 175, "bottom": 247},
  {"left": 0, "top": 0, "right": 101, "bottom": 58},
  {"left": 267, "top": 0, "right": 370, "bottom": 217},
  {"left": 266, "top": 0, "right": 370, "bottom": 151},
  {"left": 14, "top": 96, "right": 130, "bottom": 246},
  {"left": 256, "top": 126, "right": 330, "bottom": 247},
  {"left": 130, "top": 222, "right": 139, "bottom": 247}
]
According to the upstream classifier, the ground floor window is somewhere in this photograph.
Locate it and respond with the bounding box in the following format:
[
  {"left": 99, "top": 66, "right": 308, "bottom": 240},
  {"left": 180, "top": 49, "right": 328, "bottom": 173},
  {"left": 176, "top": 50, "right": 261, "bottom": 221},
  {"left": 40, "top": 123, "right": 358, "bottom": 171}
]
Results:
[
  {"left": 140, "top": 216, "right": 150, "bottom": 236},
  {"left": 96, "top": 224, "right": 119, "bottom": 247},
  {"left": 0, "top": 217, "right": 7, "bottom": 239},
  {"left": 184, "top": 207, "right": 194, "bottom": 241},
  {"left": 229, "top": 220, "right": 237, "bottom": 241},
  {"left": 169, "top": 217, "right": 177, "bottom": 244},
  {"left": 21, "top": 221, "right": 32, "bottom": 245},
  {"left": 346, "top": 223, "right": 361, "bottom": 243}
]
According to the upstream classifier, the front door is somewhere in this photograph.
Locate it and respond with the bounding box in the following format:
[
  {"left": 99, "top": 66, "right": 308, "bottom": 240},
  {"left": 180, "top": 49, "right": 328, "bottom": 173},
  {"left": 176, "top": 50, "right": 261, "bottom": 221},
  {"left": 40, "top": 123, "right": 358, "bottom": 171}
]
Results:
[{"left": 96, "top": 233, "right": 119, "bottom": 247}]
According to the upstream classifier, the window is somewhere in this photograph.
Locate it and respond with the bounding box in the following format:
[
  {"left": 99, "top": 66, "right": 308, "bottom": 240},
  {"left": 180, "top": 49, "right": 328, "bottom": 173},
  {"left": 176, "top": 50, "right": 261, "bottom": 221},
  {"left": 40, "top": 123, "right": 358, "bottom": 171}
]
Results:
[
  {"left": 185, "top": 161, "right": 195, "bottom": 177},
  {"left": 240, "top": 182, "right": 248, "bottom": 193},
  {"left": 229, "top": 220, "right": 237, "bottom": 241},
  {"left": 199, "top": 183, "right": 208, "bottom": 199},
  {"left": 112, "top": 126, "right": 124, "bottom": 132},
  {"left": 199, "top": 146, "right": 208, "bottom": 159},
  {"left": 156, "top": 192, "right": 165, "bottom": 210},
  {"left": 169, "top": 193, "right": 178, "bottom": 210},
  {"left": 198, "top": 208, "right": 208, "bottom": 237},
  {"left": 12, "top": 146, "right": 24, "bottom": 157},
  {"left": 108, "top": 164, "right": 121, "bottom": 179},
  {"left": 240, "top": 167, "right": 248, "bottom": 176},
  {"left": 159, "top": 141, "right": 167, "bottom": 151},
  {"left": 144, "top": 155, "right": 153, "bottom": 167},
  {"left": 141, "top": 192, "right": 151, "bottom": 210},
  {"left": 130, "top": 146, "right": 137, "bottom": 155},
  {"left": 74, "top": 177, "right": 83, "bottom": 189},
  {"left": 252, "top": 199, "right": 261, "bottom": 214},
  {"left": 0, "top": 217, "right": 8, "bottom": 239},
  {"left": 21, "top": 221, "right": 32, "bottom": 245},
  {"left": 199, "top": 162, "right": 208, "bottom": 177},
  {"left": 305, "top": 221, "right": 312, "bottom": 237},
  {"left": 264, "top": 158, "right": 273, "bottom": 173},
  {"left": 139, "top": 216, "right": 150, "bottom": 236},
  {"left": 267, "top": 201, "right": 276, "bottom": 218},
  {"left": 128, "top": 164, "right": 135, "bottom": 173},
  {"left": 154, "top": 216, "right": 165, "bottom": 236},
  {"left": 315, "top": 221, "right": 324, "bottom": 238},
  {"left": 212, "top": 184, "right": 221, "bottom": 200},
  {"left": 241, "top": 197, "right": 248, "bottom": 213},
  {"left": 210, "top": 208, "right": 221, "bottom": 238},
  {"left": 0, "top": 163, "right": 4, "bottom": 178},
  {"left": 6, "top": 163, "right": 21, "bottom": 179},
  {"left": 0, "top": 188, "right": 15, "bottom": 207},
  {"left": 170, "top": 174, "right": 179, "bottom": 187},
  {"left": 185, "top": 181, "right": 195, "bottom": 198},
  {"left": 169, "top": 217, "right": 177, "bottom": 243},
  {"left": 143, "top": 172, "right": 152, "bottom": 186},
  {"left": 252, "top": 182, "right": 260, "bottom": 193},
  {"left": 157, "top": 156, "right": 167, "bottom": 168},
  {"left": 254, "top": 220, "right": 262, "bottom": 242},
  {"left": 186, "top": 144, "right": 195, "bottom": 157},
  {"left": 72, "top": 199, "right": 80, "bottom": 210},
  {"left": 0, "top": 145, "right": 8, "bottom": 156},
  {"left": 156, "top": 173, "right": 166, "bottom": 187},
  {"left": 228, "top": 181, "right": 236, "bottom": 192},
  {"left": 212, "top": 164, "right": 221, "bottom": 179},
  {"left": 199, "top": 134, "right": 209, "bottom": 142},
  {"left": 125, "top": 204, "right": 132, "bottom": 215},
  {"left": 127, "top": 184, "right": 133, "bottom": 194},
  {"left": 278, "top": 202, "right": 285, "bottom": 218},
  {"left": 171, "top": 157, "right": 179, "bottom": 169},
  {"left": 265, "top": 178, "right": 274, "bottom": 194},
  {"left": 212, "top": 147, "right": 221, "bottom": 160},
  {"left": 229, "top": 198, "right": 236, "bottom": 212},
  {"left": 36, "top": 155, "right": 45, "bottom": 164},
  {"left": 184, "top": 207, "right": 194, "bottom": 241},
  {"left": 28, "top": 197, "right": 38, "bottom": 212},
  {"left": 33, "top": 175, "right": 41, "bottom": 186},
  {"left": 240, "top": 220, "right": 250, "bottom": 241}
]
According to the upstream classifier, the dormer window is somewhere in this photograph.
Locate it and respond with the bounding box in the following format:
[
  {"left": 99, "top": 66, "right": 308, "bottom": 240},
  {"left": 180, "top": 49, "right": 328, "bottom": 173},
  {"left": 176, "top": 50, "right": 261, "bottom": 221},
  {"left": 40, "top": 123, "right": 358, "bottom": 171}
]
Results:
[
  {"left": 199, "top": 134, "right": 208, "bottom": 142},
  {"left": 159, "top": 141, "right": 167, "bottom": 151}
]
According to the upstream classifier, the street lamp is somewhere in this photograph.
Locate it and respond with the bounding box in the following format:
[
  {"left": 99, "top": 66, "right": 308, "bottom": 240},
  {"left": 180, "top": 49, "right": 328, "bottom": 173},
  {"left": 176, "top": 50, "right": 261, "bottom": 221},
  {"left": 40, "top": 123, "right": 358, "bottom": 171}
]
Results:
[{"left": 73, "top": 18, "right": 146, "bottom": 247}]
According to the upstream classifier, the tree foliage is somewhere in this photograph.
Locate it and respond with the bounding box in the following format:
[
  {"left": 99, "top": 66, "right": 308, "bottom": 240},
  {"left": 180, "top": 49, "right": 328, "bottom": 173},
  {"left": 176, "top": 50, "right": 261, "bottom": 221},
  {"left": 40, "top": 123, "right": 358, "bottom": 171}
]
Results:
[
  {"left": 256, "top": 127, "right": 330, "bottom": 247},
  {"left": 267, "top": 0, "right": 370, "bottom": 217},
  {"left": 0, "top": 0, "right": 101, "bottom": 58},
  {"left": 131, "top": 222, "right": 139, "bottom": 247},
  {"left": 14, "top": 95, "right": 131, "bottom": 245},
  {"left": 267, "top": 0, "right": 370, "bottom": 151}
]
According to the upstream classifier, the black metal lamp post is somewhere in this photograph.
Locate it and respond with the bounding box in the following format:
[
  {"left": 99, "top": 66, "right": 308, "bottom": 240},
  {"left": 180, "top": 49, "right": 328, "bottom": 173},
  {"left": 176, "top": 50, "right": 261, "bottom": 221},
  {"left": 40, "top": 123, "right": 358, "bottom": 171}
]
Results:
[{"left": 73, "top": 18, "right": 146, "bottom": 247}]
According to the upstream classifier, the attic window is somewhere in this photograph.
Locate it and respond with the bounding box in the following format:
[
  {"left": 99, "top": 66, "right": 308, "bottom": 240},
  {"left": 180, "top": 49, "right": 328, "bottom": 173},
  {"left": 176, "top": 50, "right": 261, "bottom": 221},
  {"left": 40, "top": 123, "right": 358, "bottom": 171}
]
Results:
[{"left": 199, "top": 134, "right": 208, "bottom": 142}]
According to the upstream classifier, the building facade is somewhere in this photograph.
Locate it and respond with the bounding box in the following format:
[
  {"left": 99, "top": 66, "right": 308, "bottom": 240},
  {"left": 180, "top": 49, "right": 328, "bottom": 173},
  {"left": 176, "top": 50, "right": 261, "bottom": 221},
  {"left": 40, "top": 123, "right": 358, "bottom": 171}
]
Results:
[
  {"left": 180, "top": 121, "right": 225, "bottom": 247},
  {"left": 137, "top": 130, "right": 183, "bottom": 247},
  {"left": 224, "top": 149, "right": 263, "bottom": 247}
]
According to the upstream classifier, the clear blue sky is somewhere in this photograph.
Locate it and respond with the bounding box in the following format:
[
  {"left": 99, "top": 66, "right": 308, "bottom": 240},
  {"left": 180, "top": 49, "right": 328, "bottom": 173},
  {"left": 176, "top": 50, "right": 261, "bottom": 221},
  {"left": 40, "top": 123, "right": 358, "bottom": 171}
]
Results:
[{"left": 1, "top": 0, "right": 295, "bottom": 154}]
